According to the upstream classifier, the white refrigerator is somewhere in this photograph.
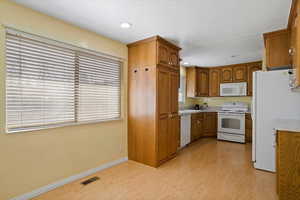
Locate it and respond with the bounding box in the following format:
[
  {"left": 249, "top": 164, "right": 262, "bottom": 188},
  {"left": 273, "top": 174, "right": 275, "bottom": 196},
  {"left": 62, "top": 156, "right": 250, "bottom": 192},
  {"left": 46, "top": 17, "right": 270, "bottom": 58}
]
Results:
[{"left": 252, "top": 70, "right": 300, "bottom": 172}]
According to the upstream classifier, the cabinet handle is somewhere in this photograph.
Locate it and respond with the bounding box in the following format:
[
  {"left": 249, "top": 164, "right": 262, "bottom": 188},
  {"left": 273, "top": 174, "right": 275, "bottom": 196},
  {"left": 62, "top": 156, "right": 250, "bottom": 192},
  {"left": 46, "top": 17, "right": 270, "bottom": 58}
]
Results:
[
  {"left": 168, "top": 113, "right": 173, "bottom": 118},
  {"left": 289, "top": 48, "right": 294, "bottom": 56}
]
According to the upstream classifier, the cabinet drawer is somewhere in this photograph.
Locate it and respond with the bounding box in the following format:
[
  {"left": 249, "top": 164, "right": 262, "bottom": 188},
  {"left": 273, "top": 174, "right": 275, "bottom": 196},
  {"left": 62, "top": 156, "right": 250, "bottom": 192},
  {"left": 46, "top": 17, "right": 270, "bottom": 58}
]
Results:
[{"left": 191, "top": 113, "right": 204, "bottom": 120}]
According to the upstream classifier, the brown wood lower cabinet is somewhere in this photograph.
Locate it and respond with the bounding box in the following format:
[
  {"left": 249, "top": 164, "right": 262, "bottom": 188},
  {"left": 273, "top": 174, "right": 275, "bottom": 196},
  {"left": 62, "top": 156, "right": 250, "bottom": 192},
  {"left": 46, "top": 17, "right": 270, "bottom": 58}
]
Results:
[
  {"left": 191, "top": 112, "right": 217, "bottom": 142},
  {"left": 245, "top": 113, "right": 252, "bottom": 143},
  {"left": 203, "top": 112, "right": 217, "bottom": 137},
  {"left": 276, "top": 130, "right": 300, "bottom": 200},
  {"left": 191, "top": 113, "right": 203, "bottom": 142}
]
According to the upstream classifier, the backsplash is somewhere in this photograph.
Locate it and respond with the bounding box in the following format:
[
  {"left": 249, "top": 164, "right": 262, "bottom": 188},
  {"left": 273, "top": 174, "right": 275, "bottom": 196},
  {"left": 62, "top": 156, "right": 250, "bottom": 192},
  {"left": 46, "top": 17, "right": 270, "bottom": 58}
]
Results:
[
  {"left": 181, "top": 96, "right": 252, "bottom": 110},
  {"left": 201, "top": 97, "right": 252, "bottom": 107}
]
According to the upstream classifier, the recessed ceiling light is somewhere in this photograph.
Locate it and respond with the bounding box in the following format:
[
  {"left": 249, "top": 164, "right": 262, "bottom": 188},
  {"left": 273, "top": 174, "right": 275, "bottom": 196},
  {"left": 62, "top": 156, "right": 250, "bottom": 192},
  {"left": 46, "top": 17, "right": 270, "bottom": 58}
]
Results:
[
  {"left": 183, "top": 62, "right": 189, "bottom": 65},
  {"left": 120, "top": 22, "right": 132, "bottom": 29}
]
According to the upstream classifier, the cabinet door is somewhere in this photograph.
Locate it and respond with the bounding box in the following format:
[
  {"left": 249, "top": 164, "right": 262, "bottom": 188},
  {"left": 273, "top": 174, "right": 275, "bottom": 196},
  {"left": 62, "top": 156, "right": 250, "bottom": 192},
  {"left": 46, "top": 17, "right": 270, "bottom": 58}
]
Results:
[
  {"left": 264, "top": 30, "right": 290, "bottom": 69},
  {"left": 245, "top": 113, "right": 252, "bottom": 142},
  {"left": 197, "top": 68, "right": 209, "bottom": 96},
  {"left": 221, "top": 67, "right": 233, "bottom": 83},
  {"left": 191, "top": 119, "right": 203, "bottom": 142},
  {"left": 158, "top": 43, "right": 170, "bottom": 65},
  {"left": 168, "top": 115, "right": 180, "bottom": 156},
  {"left": 158, "top": 68, "right": 170, "bottom": 162},
  {"left": 233, "top": 65, "right": 247, "bottom": 82},
  {"left": 169, "top": 48, "right": 179, "bottom": 69},
  {"left": 170, "top": 72, "right": 179, "bottom": 114},
  {"left": 247, "top": 62, "right": 262, "bottom": 96},
  {"left": 277, "top": 131, "right": 300, "bottom": 200},
  {"left": 209, "top": 68, "right": 220, "bottom": 96},
  {"left": 203, "top": 112, "right": 217, "bottom": 137},
  {"left": 158, "top": 69, "right": 170, "bottom": 116},
  {"left": 158, "top": 116, "right": 169, "bottom": 162},
  {"left": 294, "top": 1, "right": 300, "bottom": 87},
  {"left": 186, "top": 67, "right": 197, "bottom": 97}
]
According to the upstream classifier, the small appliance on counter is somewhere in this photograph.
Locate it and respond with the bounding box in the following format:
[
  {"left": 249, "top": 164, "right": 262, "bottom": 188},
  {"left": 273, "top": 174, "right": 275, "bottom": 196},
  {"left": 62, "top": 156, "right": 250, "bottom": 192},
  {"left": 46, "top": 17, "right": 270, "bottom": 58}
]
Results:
[
  {"left": 194, "top": 104, "right": 200, "bottom": 110},
  {"left": 194, "top": 103, "right": 208, "bottom": 110},
  {"left": 217, "top": 102, "right": 248, "bottom": 143}
]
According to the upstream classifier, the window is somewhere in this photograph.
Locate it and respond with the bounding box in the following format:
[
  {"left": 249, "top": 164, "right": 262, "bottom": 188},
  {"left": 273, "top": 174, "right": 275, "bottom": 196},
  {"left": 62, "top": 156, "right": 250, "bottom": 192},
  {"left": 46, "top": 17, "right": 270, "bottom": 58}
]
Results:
[
  {"left": 5, "top": 29, "right": 121, "bottom": 133},
  {"left": 179, "top": 75, "right": 186, "bottom": 103}
]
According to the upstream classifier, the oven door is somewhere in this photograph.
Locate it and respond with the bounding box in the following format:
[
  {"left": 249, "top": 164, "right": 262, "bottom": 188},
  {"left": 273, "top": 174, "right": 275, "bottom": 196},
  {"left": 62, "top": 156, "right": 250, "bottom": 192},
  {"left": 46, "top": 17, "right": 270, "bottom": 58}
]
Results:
[{"left": 218, "top": 112, "right": 245, "bottom": 135}]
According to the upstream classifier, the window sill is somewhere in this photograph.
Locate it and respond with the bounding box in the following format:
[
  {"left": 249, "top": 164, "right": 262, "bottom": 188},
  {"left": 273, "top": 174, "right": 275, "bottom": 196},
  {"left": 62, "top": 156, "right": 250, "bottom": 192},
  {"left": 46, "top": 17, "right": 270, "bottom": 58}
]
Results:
[{"left": 6, "top": 117, "right": 123, "bottom": 134}]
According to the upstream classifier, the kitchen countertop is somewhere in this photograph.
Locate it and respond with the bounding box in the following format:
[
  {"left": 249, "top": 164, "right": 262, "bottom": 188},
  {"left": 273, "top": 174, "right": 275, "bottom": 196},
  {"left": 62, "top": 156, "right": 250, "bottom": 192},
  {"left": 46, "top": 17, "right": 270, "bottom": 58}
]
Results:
[
  {"left": 273, "top": 119, "right": 300, "bottom": 132},
  {"left": 179, "top": 107, "right": 251, "bottom": 116},
  {"left": 179, "top": 107, "right": 221, "bottom": 115}
]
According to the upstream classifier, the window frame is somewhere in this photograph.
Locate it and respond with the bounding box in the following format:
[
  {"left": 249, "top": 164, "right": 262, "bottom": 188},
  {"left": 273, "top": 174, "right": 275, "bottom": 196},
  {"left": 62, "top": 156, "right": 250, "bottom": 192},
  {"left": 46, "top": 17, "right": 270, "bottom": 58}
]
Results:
[
  {"left": 5, "top": 28, "right": 123, "bottom": 134},
  {"left": 179, "top": 75, "right": 186, "bottom": 103}
]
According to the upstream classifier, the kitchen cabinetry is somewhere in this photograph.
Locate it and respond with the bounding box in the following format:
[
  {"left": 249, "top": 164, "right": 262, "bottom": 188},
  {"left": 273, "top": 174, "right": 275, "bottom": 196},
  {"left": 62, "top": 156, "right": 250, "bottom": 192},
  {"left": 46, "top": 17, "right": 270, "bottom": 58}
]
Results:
[
  {"left": 190, "top": 112, "right": 217, "bottom": 142},
  {"left": 276, "top": 130, "right": 300, "bottom": 200},
  {"left": 245, "top": 113, "right": 252, "bottom": 142},
  {"left": 197, "top": 68, "right": 209, "bottom": 96},
  {"left": 186, "top": 61, "right": 262, "bottom": 97},
  {"left": 247, "top": 62, "right": 262, "bottom": 96},
  {"left": 186, "top": 67, "right": 209, "bottom": 97},
  {"left": 233, "top": 64, "right": 247, "bottom": 82},
  {"left": 203, "top": 112, "right": 217, "bottom": 137},
  {"left": 157, "top": 40, "right": 180, "bottom": 69},
  {"left": 289, "top": 0, "right": 300, "bottom": 88},
  {"left": 263, "top": 29, "right": 291, "bottom": 69},
  {"left": 221, "top": 66, "right": 233, "bottom": 83},
  {"left": 128, "top": 36, "right": 181, "bottom": 167},
  {"left": 191, "top": 113, "right": 203, "bottom": 142},
  {"left": 209, "top": 68, "right": 221, "bottom": 97}
]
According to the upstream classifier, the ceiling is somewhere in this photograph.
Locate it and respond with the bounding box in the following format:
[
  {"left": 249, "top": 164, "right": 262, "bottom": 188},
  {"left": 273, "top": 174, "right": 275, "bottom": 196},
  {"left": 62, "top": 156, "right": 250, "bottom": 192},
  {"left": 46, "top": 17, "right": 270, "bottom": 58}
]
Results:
[{"left": 13, "top": 0, "right": 292, "bottom": 67}]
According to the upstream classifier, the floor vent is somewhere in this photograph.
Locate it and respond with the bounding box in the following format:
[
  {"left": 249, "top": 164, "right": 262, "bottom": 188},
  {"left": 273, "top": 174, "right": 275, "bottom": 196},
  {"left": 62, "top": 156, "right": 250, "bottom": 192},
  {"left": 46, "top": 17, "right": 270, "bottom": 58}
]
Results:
[{"left": 81, "top": 176, "right": 100, "bottom": 185}]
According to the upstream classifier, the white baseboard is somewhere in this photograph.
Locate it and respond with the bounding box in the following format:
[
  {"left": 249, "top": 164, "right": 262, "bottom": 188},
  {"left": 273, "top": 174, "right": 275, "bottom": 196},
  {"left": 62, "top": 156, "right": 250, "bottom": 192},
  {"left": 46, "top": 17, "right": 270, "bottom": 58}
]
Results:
[{"left": 10, "top": 157, "right": 128, "bottom": 200}]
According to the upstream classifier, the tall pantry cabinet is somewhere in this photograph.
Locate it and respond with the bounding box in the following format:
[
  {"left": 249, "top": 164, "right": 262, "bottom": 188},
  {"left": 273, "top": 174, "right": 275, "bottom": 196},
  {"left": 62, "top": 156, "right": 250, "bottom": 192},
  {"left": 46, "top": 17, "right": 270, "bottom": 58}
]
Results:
[{"left": 127, "top": 36, "right": 181, "bottom": 167}]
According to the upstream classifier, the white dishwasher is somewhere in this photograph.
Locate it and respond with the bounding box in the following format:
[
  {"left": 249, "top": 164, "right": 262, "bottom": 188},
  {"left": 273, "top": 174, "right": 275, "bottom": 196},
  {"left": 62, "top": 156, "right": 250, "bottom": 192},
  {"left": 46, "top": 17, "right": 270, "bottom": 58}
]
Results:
[{"left": 180, "top": 114, "right": 191, "bottom": 148}]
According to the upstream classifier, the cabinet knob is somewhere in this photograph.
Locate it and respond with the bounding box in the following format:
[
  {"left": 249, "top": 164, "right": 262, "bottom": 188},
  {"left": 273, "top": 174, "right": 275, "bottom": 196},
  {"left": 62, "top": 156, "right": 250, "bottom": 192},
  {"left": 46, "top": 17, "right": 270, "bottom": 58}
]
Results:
[{"left": 289, "top": 48, "right": 295, "bottom": 56}]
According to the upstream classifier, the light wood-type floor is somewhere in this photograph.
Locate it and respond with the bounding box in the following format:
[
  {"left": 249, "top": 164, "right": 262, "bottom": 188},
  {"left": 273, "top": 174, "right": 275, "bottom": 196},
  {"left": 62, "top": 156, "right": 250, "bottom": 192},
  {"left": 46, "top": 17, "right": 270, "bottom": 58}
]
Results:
[{"left": 33, "top": 138, "right": 277, "bottom": 200}]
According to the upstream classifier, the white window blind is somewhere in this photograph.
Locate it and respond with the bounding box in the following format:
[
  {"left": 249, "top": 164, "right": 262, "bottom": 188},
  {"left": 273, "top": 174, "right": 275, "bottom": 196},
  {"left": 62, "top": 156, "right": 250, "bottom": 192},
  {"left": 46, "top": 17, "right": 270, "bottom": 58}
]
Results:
[
  {"left": 5, "top": 29, "right": 121, "bottom": 133},
  {"left": 77, "top": 52, "right": 121, "bottom": 122}
]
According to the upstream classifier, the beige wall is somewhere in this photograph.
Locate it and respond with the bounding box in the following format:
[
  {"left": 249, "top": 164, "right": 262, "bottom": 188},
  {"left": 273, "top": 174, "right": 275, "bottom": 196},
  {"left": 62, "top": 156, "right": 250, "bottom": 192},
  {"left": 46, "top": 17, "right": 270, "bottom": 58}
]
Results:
[{"left": 0, "top": 1, "right": 128, "bottom": 199}]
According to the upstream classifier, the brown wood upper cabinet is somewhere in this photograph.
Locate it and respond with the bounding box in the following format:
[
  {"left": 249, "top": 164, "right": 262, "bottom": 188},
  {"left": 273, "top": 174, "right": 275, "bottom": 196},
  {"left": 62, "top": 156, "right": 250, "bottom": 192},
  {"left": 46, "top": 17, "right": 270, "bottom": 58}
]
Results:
[
  {"left": 128, "top": 36, "right": 181, "bottom": 167},
  {"left": 197, "top": 68, "right": 209, "bottom": 96},
  {"left": 263, "top": 29, "right": 291, "bottom": 69},
  {"left": 289, "top": 0, "right": 300, "bottom": 88},
  {"left": 157, "top": 40, "right": 180, "bottom": 69},
  {"left": 220, "top": 67, "right": 233, "bottom": 83},
  {"left": 169, "top": 48, "right": 180, "bottom": 67},
  {"left": 157, "top": 43, "right": 169, "bottom": 65},
  {"left": 247, "top": 62, "right": 262, "bottom": 96},
  {"left": 186, "top": 67, "right": 209, "bottom": 97},
  {"left": 233, "top": 64, "right": 247, "bottom": 82},
  {"left": 209, "top": 68, "right": 221, "bottom": 97},
  {"left": 186, "top": 61, "right": 262, "bottom": 97}
]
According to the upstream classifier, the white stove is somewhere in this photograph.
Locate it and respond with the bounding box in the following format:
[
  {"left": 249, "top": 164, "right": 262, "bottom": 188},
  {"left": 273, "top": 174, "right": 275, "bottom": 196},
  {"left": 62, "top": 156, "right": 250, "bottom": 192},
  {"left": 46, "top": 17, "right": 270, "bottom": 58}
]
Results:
[{"left": 217, "top": 102, "right": 248, "bottom": 143}]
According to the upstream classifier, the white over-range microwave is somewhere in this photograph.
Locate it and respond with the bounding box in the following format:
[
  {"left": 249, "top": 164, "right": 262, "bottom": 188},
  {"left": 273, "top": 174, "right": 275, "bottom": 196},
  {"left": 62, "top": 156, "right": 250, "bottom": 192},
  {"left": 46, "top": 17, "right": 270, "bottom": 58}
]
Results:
[{"left": 220, "top": 82, "right": 247, "bottom": 96}]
